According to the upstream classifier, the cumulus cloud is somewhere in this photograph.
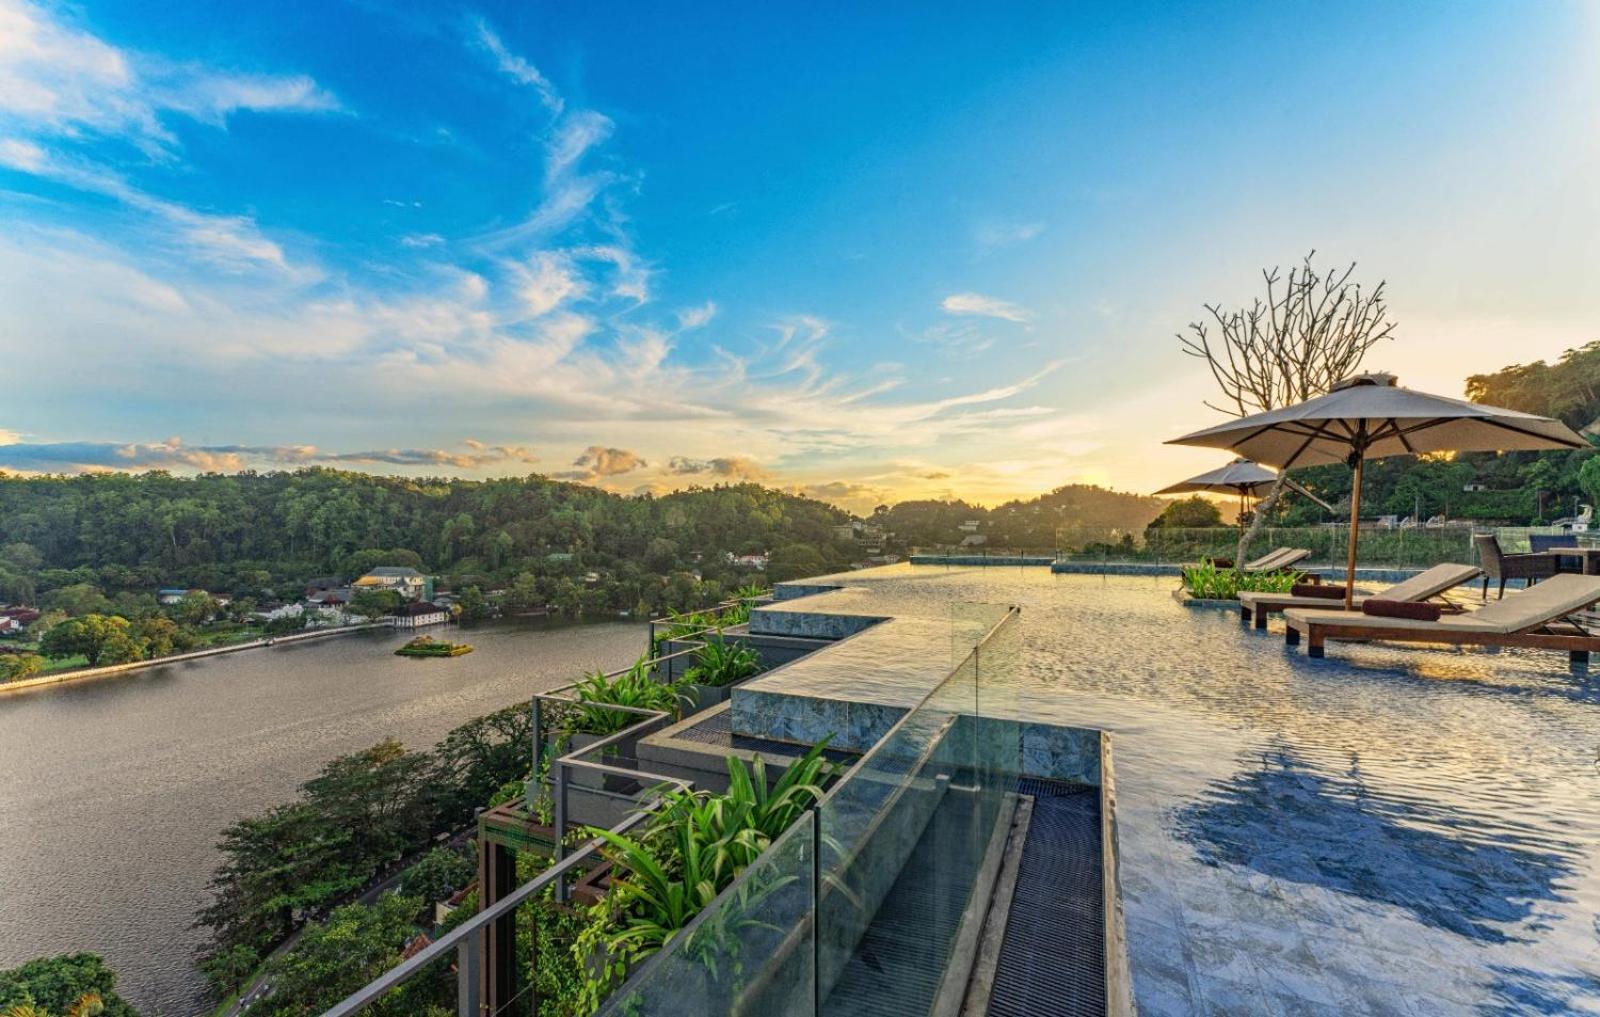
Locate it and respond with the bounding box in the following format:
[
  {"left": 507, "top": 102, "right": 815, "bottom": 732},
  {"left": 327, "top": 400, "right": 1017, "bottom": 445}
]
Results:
[
  {"left": 556, "top": 445, "right": 647, "bottom": 482},
  {"left": 0, "top": 437, "right": 537, "bottom": 474},
  {"left": 941, "top": 292, "right": 1033, "bottom": 323},
  {"left": 666, "top": 456, "right": 769, "bottom": 481}
]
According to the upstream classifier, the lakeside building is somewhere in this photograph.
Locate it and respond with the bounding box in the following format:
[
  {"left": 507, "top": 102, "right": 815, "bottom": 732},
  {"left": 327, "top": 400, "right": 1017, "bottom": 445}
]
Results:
[
  {"left": 352, "top": 567, "right": 431, "bottom": 601},
  {"left": 393, "top": 601, "right": 450, "bottom": 629}
]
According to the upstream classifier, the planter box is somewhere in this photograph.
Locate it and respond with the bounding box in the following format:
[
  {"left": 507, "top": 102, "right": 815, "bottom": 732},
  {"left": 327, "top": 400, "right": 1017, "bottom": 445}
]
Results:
[
  {"left": 681, "top": 681, "right": 733, "bottom": 716},
  {"left": 556, "top": 732, "right": 616, "bottom": 790}
]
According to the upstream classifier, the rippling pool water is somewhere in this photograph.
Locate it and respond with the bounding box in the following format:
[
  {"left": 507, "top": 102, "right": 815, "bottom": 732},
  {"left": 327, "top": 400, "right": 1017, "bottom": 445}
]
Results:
[
  {"left": 0, "top": 619, "right": 644, "bottom": 1017},
  {"left": 800, "top": 565, "right": 1600, "bottom": 1015}
]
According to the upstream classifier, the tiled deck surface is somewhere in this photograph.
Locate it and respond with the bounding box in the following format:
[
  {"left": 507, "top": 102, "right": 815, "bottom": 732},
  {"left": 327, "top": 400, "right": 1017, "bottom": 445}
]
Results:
[
  {"left": 732, "top": 587, "right": 1010, "bottom": 752},
  {"left": 746, "top": 564, "right": 1600, "bottom": 1016}
]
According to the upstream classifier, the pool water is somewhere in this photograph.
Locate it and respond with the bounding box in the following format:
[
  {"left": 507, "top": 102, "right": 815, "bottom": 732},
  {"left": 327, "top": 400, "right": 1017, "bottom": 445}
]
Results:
[{"left": 795, "top": 565, "right": 1600, "bottom": 1016}]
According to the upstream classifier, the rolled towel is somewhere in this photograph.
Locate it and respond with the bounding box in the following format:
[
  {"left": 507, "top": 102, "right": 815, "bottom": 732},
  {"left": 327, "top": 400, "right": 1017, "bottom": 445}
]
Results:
[
  {"left": 1362, "top": 599, "right": 1442, "bottom": 622},
  {"left": 1291, "top": 583, "right": 1345, "bottom": 600},
  {"left": 1208, "top": 557, "right": 1234, "bottom": 569}
]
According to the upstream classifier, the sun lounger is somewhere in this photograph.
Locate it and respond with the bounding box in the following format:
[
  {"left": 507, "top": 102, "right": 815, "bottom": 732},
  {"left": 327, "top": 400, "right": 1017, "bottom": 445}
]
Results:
[
  {"left": 1228, "top": 547, "right": 1312, "bottom": 573},
  {"left": 1283, "top": 573, "right": 1600, "bottom": 662},
  {"left": 1238, "top": 562, "right": 1481, "bottom": 629}
]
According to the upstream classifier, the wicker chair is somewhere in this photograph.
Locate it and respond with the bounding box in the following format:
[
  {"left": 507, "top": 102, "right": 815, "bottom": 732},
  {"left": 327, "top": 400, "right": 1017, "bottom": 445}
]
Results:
[
  {"left": 1527, "top": 534, "right": 1582, "bottom": 574},
  {"left": 1473, "top": 534, "right": 1557, "bottom": 600}
]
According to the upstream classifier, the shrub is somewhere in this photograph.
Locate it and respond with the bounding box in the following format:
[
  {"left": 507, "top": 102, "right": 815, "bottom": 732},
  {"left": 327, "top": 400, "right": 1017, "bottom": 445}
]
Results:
[
  {"left": 399, "top": 847, "right": 475, "bottom": 907},
  {"left": 568, "top": 658, "right": 680, "bottom": 736},
  {"left": 682, "top": 636, "right": 761, "bottom": 689},
  {"left": 1180, "top": 562, "right": 1303, "bottom": 599}
]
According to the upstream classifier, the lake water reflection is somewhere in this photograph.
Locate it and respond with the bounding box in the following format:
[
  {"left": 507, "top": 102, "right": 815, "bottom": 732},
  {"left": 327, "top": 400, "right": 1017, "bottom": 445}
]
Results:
[{"left": 0, "top": 619, "right": 643, "bottom": 1016}]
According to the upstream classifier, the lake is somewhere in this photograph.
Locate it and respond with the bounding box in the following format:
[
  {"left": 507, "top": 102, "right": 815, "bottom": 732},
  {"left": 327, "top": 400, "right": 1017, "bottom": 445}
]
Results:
[{"left": 0, "top": 619, "right": 645, "bottom": 1016}]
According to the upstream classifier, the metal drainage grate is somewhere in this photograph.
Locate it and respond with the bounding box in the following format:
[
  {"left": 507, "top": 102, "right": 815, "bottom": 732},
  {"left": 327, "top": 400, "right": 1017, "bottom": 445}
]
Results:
[{"left": 987, "top": 778, "right": 1105, "bottom": 1017}]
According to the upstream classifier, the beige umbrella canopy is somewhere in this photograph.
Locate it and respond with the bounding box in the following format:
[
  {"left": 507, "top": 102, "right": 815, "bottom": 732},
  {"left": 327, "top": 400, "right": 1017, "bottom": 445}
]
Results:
[
  {"left": 1168, "top": 373, "right": 1589, "bottom": 607},
  {"left": 1155, "top": 458, "right": 1332, "bottom": 525}
]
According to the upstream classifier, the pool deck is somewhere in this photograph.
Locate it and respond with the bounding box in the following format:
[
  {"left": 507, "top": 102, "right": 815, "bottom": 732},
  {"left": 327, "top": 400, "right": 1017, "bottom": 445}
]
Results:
[
  {"left": 735, "top": 564, "right": 1600, "bottom": 1016},
  {"left": 732, "top": 585, "right": 1011, "bottom": 752}
]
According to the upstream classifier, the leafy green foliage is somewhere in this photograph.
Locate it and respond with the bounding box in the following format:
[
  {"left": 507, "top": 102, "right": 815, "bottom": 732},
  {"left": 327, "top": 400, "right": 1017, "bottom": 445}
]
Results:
[
  {"left": 0, "top": 471, "right": 853, "bottom": 615},
  {"left": 577, "top": 742, "right": 836, "bottom": 1007},
  {"left": 199, "top": 705, "right": 530, "bottom": 972},
  {"left": 0, "top": 955, "right": 137, "bottom": 1017},
  {"left": 399, "top": 847, "right": 475, "bottom": 906},
  {"left": 37, "top": 615, "right": 140, "bottom": 667},
  {"left": 252, "top": 894, "right": 446, "bottom": 1017},
  {"left": 682, "top": 635, "right": 761, "bottom": 689},
  {"left": 569, "top": 658, "right": 680, "bottom": 735},
  {"left": 0, "top": 653, "right": 43, "bottom": 682},
  {"left": 1180, "top": 563, "right": 1303, "bottom": 599},
  {"left": 348, "top": 588, "right": 404, "bottom": 620},
  {"left": 1148, "top": 495, "right": 1224, "bottom": 528}
]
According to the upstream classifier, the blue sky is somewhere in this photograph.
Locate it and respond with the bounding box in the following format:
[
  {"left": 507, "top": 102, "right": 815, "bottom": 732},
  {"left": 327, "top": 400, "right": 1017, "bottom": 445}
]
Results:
[{"left": 2, "top": 1, "right": 1598, "bottom": 509}]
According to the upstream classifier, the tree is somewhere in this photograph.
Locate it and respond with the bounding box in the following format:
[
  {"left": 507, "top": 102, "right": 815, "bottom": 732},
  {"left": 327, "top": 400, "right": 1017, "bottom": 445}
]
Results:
[
  {"left": 456, "top": 585, "right": 488, "bottom": 626},
  {"left": 1178, "top": 253, "right": 1397, "bottom": 560},
  {"left": 43, "top": 585, "right": 112, "bottom": 619},
  {"left": 348, "top": 589, "right": 403, "bottom": 620},
  {"left": 0, "top": 954, "right": 137, "bottom": 1017},
  {"left": 197, "top": 944, "right": 259, "bottom": 999},
  {"left": 1148, "top": 496, "right": 1223, "bottom": 529},
  {"left": 38, "top": 616, "right": 141, "bottom": 667},
  {"left": 398, "top": 847, "right": 474, "bottom": 906},
  {"left": 768, "top": 544, "right": 827, "bottom": 583},
  {"left": 170, "top": 590, "right": 215, "bottom": 626},
  {"left": 0, "top": 654, "right": 43, "bottom": 682},
  {"left": 253, "top": 895, "right": 437, "bottom": 1017}
]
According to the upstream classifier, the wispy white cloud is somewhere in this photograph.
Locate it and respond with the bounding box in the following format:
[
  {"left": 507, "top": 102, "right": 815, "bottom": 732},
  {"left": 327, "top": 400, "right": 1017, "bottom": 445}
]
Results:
[
  {"left": 941, "top": 292, "right": 1033, "bottom": 323},
  {"left": 974, "top": 219, "right": 1043, "bottom": 251},
  {"left": 471, "top": 16, "right": 563, "bottom": 115},
  {"left": 510, "top": 250, "right": 586, "bottom": 317},
  {"left": 676, "top": 301, "right": 717, "bottom": 330},
  {"left": 400, "top": 232, "right": 444, "bottom": 249},
  {"left": 0, "top": 0, "right": 339, "bottom": 155}
]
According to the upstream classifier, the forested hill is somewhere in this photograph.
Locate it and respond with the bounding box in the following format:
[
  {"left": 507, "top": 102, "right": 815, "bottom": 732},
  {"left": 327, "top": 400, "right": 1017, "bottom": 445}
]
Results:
[
  {"left": 1467, "top": 340, "right": 1600, "bottom": 433},
  {"left": 0, "top": 470, "right": 854, "bottom": 605},
  {"left": 867, "top": 485, "right": 1166, "bottom": 548}
]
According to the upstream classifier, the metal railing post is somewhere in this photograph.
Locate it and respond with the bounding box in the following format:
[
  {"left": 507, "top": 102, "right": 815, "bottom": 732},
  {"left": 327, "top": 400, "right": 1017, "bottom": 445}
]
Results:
[
  {"left": 554, "top": 760, "right": 570, "bottom": 902},
  {"left": 529, "top": 696, "right": 543, "bottom": 816},
  {"left": 457, "top": 936, "right": 481, "bottom": 1017}
]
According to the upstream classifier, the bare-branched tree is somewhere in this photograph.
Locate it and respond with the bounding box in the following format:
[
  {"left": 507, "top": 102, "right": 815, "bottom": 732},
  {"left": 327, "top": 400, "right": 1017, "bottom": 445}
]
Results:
[{"left": 1178, "top": 252, "right": 1398, "bottom": 560}]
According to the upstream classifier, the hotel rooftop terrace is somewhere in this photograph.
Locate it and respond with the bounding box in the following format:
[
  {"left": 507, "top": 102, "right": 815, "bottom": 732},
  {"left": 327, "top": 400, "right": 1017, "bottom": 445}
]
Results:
[{"left": 330, "top": 560, "right": 1600, "bottom": 1017}]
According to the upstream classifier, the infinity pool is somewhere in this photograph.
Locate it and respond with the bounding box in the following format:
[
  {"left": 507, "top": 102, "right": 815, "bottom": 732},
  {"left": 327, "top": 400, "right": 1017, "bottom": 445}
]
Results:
[{"left": 796, "top": 565, "right": 1600, "bottom": 1016}]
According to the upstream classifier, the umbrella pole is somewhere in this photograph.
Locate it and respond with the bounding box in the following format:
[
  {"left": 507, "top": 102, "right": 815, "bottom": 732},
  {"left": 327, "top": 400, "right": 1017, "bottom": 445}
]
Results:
[{"left": 1344, "top": 455, "right": 1364, "bottom": 610}]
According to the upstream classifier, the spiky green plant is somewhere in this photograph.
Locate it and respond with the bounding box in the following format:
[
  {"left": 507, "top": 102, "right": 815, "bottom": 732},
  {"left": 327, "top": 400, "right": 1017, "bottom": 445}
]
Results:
[
  {"left": 682, "top": 635, "right": 762, "bottom": 689},
  {"left": 574, "top": 741, "right": 836, "bottom": 1005},
  {"left": 1180, "top": 562, "right": 1304, "bottom": 599},
  {"left": 569, "top": 657, "right": 680, "bottom": 736}
]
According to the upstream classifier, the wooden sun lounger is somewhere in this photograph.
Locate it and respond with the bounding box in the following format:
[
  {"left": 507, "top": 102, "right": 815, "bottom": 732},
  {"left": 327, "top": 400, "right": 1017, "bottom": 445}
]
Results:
[
  {"left": 1238, "top": 547, "right": 1311, "bottom": 573},
  {"left": 1238, "top": 562, "right": 1481, "bottom": 629},
  {"left": 1283, "top": 573, "right": 1600, "bottom": 663}
]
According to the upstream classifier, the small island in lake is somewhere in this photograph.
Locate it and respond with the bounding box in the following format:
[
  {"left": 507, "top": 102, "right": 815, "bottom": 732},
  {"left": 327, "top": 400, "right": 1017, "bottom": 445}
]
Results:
[{"left": 394, "top": 635, "right": 474, "bottom": 658}]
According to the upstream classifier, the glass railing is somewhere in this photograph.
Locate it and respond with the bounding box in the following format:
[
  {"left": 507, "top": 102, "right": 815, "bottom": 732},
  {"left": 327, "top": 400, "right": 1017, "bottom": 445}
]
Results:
[
  {"left": 594, "top": 607, "right": 1024, "bottom": 1017},
  {"left": 1053, "top": 523, "right": 1490, "bottom": 569}
]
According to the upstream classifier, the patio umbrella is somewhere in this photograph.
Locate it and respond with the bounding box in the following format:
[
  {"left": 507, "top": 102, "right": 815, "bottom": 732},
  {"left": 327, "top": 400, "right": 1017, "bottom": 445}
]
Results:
[
  {"left": 1167, "top": 372, "right": 1588, "bottom": 608},
  {"left": 1154, "top": 457, "right": 1334, "bottom": 523}
]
